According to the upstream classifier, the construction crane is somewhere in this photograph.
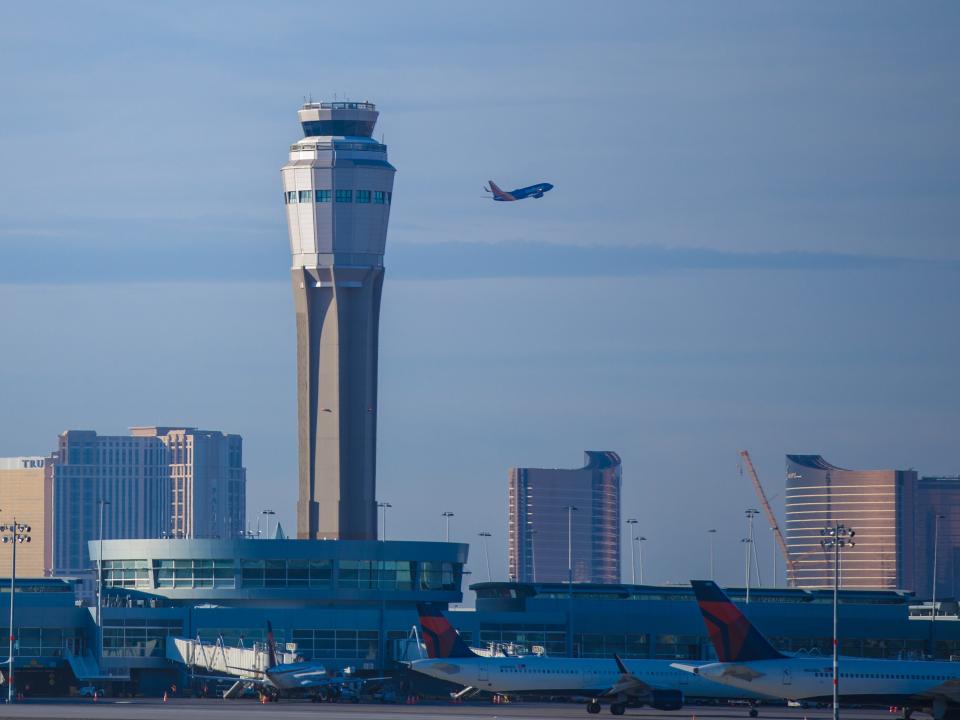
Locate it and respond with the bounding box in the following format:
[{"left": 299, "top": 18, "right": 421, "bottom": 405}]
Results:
[{"left": 739, "top": 450, "right": 798, "bottom": 584}]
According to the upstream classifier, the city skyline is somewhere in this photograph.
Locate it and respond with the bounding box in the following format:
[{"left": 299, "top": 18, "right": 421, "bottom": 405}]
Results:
[{"left": 1, "top": 2, "right": 958, "bottom": 597}]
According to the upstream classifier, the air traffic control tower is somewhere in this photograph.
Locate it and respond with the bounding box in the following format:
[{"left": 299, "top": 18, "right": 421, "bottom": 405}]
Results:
[{"left": 282, "top": 101, "right": 395, "bottom": 540}]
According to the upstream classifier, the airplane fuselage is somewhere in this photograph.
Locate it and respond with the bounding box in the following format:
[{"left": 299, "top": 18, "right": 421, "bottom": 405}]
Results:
[
  {"left": 411, "top": 656, "right": 765, "bottom": 700},
  {"left": 686, "top": 656, "right": 960, "bottom": 708},
  {"left": 490, "top": 182, "right": 554, "bottom": 201}
]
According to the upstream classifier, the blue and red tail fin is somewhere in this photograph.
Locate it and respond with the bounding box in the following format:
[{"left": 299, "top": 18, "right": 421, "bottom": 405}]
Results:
[
  {"left": 416, "top": 603, "right": 478, "bottom": 658},
  {"left": 266, "top": 620, "right": 279, "bottom": 668},
  {"left": 487, "top": 180, "right": 514, "bottom": 200},
  {"left": 690, "top": 580, "right": 785, "bottom": 662}
]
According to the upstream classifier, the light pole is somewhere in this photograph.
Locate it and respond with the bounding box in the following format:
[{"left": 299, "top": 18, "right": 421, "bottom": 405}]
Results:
[
  {"left": 564, "top": 506, "right": 578, "bottom": 587},
  {"left": 745, "top": 509, "right": 761, "bottom": 588},
  {"left": 707, "top": 529, "right": 717, "bottom": 581},
  {"left": 626, "top": 519, "right": 638, "bottom": 584},
  {"left": 477, "top": 532, "right": 492, "bottom": 582},
  {"left": 377, "top": 502, "right": 392, "bottom": 541},
  {"left": 564, "top": 506, "right": 578, "bottom": 658},
  {"left": 932, "top": 514, "right": 945, "bottom": 657},
  {"left": 97, "top": 499, "right": 110, "bottom": 665},
  {"left": 741, "top": 537, "right": 752, "bottom": 603},
  {"left": 442, "top": 512, "right": 454, "bottom": 542},
  {"left": 771, "top": 526, "right": 778, "bottom": 589},
  {"left": 0, "top": 517, "right": 31, "bottom": 703},
  {"left": 821, "top": 523, "right": 855, "bottom": 720},
  {"left": 261, "top": 509, "right": 276, "bottom": 540},
  {"left": 637, "top": 537, "right": 647, "bottom": 584}
]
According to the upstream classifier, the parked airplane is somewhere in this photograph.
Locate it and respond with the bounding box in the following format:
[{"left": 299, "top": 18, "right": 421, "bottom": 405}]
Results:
[
  {"left": 195, "top": 622, "right": 387, "bottom": 701},
  {"left": 673, "top": 580, "right": 960, "bottom": 719},
  {"left": 409, "top": 603, "right": 766, "bottom": 716},
  {"left": 484, "top": 179, "right": 554, "bottom": 201}
]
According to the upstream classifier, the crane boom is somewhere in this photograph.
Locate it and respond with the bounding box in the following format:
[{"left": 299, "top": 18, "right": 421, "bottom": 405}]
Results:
[{"left": 739, "top": 450, "right": 797, "bottom": 583}]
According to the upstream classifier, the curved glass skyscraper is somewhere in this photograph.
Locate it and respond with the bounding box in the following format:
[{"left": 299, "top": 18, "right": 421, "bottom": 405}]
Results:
[
  {"left": 282, "top": 102, "right": 395, "bottom": 540},
  {"left": 785, "top": 454, "right": 916, "bottom": 590}
]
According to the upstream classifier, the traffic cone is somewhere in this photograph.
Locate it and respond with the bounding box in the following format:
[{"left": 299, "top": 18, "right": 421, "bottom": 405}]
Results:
[{"left": 162, "top": 691, "right": 167, "bottom": 703}]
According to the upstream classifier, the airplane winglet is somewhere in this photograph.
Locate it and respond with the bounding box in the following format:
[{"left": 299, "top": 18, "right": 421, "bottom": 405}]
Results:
[{"left": 614, "top": 653, "right": 630, "bottom": 675}]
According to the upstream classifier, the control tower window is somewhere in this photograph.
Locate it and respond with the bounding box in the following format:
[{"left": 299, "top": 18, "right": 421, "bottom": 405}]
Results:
[
  {"left": 356, "top": 190, "right": 371, "bottom": 204},
  {"left": 335, "top": 189, "right": 353, "bottom": 203},
  {"left": 315, "top": 189, "right": 331, "bottom": 203},
  {"left": 300, "top": 120, "right": 376, "bottom": 137},
  {"left": 298, "top": 190, "right": 312, "bottom": 203},
  {"left": 387, "top": 192, "right": 392, "bottom": 205},
  {"left": 284, "top": 191, "right": 297, "bottom": 205},
  {"left": 373, "top": 191, "right": 386, "bottom": 204}
]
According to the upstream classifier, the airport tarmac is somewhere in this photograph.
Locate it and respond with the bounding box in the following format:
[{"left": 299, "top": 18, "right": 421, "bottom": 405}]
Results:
[{"left": 0, "top": 701, "right": 913, "bottom": 720}]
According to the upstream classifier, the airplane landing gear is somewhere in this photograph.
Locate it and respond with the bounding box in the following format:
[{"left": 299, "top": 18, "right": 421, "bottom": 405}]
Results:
[
  {"left": 610, "top": 703, "right": 626, "bottom": 716},
  {"left": 587, "top": 700, "right": 602, "bottom": 714}
]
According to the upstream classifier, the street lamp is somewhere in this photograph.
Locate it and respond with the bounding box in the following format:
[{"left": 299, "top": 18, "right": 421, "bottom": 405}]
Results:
[
  {"left": 626, "top": 519, "right": 638, "bottom": 584},
  {"left": 636, "top": 537, "right": 647, "bottom": 584},
  {"left": 377, "top": 502, "right": 392, "bottom": 541},
  {"left": 564, "top": 506, "right": 579, "bottom": 586},
  {"left": 261, "top": 509, "right": 276, "bottom": 540},
  {"left": 97, "top": 499, "right": 110, "bottom": 666},
  {"left": 477, "top": 532, "right": 492, "bottom": 582},
  {"left": 821, "top": 523, "right": 855, "bottom": 720},
  {"left": 741, "top": 538, "right": 752, "bottom": 603},
  {"left": 0, "top": 517, "right": 31, "bottom": 704},
  {"left": 442, "top": 512, "right": 454, "bottom": 543},
  {"left": 707, "top": 529, "right": 717, "bottom": 581},
  {"left": 932, "top": 514, "right": 946, "bottom": 657},
  {"left": 745, "top": 509, "right": 761, "bottom": 588}
]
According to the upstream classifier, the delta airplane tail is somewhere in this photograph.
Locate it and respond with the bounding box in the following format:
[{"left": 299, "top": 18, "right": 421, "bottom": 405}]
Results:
[
  {"left": 416, "top": 603, "right": 478, "bottom": 659},
  {"left": 266, "top": 620, "right": 279, "bottom": 668},
  {"left": 690, "top": 580, "right": 785, "bottom": 663}
]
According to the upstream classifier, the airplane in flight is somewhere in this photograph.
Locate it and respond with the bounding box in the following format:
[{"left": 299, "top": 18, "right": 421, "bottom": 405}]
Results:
[
  {"left": 484, "top": 179, "right": 554, "bottom": 201},
  {"left": 673, "top": 581, "right": 960, "bottom": 720},
  {"left": 408, "top": 603, "right": 766, "bottom": 716},
  {"left": 193, "top": 622, "right": 387, "bottom": 701}
]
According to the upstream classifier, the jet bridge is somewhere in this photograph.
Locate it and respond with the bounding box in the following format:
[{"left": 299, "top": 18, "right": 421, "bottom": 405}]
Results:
[{"left": 165, "top": 635, "right": 299, "bottom": 678}]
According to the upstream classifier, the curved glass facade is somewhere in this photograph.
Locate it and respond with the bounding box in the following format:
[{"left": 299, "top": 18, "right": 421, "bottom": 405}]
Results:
[
  {"left": 785, "top": 455, "right": 915, "bottom": 590},
  {"left": 509, "top": 451, "right": 621, "bottom": 584}
]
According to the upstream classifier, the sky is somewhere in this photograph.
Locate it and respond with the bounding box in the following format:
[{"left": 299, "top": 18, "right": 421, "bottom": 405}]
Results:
[{"left": 1, "top": 2, "right": 958, "bottom": 599}]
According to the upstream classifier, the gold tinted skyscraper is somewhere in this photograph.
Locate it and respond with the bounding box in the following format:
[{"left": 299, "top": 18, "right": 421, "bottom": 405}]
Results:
[{"left": 282, "top": 102, "right": 395, "bottom": 540}]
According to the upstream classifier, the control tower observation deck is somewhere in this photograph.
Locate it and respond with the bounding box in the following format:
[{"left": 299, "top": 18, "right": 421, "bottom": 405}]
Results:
[{"left": 281, "top": 101, "right": 395, "bottom": 540}]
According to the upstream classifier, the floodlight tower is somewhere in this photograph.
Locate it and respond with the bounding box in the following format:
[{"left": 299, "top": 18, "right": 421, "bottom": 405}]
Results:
[{"left": 282, "top": 101, "right": 396, "bottom": 540}]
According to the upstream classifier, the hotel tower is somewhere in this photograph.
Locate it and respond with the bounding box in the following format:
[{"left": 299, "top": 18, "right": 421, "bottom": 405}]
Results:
[{"left": 282, "top": 101, "right": 395, "bottom": 540}]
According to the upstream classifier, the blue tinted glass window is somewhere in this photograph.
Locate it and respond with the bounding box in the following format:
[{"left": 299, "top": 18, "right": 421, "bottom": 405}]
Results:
[
  {"left": 298, "top": 190, "right": 312, "bottom": 203},
  {"left": 315, "top": 189, "right": 331, "bottom": 203},
  {"left": 335, "top": 189, "right": 352, "bottom": 203},
  {"left": 285, "top": 191, "right": 297, "bottom": 204},
  {"left": 356, "top": 190, "right": 371, "bottom": 204},
  {"left": 373, "top": 191, "right": 386, "bottom": 204}
]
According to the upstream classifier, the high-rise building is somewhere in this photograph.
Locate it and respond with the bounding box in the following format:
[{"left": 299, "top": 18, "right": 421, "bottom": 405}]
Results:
[
  {"left": 508, "top": 451, "right": 621, "bottom": 584},
  {"left": 50, "top": 428, "right": 246, "bottom": 577},
  {"left": 901, "top": 475, "right": 960, "bottom": 600},
  {"left": 51, "top": 431, "right": 172, "bottom": 577},
  {"left": 282, "top": 101, "right": 395, "bottom": 540},
  {"left": 130, "top": 427, "right": 245, "bottom": 540},
  {"left": 784, "top": 454, "right": 917, "bottom": 590},
  {"left": 0, "top": 457, "right": 52, "bottom": 576}
]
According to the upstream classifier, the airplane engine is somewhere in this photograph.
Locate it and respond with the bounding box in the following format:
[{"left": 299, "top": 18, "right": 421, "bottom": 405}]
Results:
[{"left": 649, "top": 689, "right": 684, "bottom": 711}]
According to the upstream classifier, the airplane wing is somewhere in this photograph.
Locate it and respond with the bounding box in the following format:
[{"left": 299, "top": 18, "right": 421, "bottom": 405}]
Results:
[
  {"left": 671, "top": 663, "right": 700, "bottom": 675},
  {"left": 190, "top": 672, "right": 269, "bottom": 687},
  {"left": 288, "top": 675, "right": 390, "bottom": 689},
  {"left": 601, "top": 655, "right": 654, "bottom": 698},
  {"left": 918, "top": 678, "right": 960, "bottom": 703}
]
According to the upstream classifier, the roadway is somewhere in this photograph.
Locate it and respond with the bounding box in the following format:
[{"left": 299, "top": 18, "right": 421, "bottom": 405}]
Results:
[{"left": 0, "top": 701, "right": 913, "bottom": 720}]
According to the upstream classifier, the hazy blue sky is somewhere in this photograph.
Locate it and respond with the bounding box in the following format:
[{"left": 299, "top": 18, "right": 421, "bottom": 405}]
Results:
[{"left": 1, "top": 2, "right": 958, "bottom": 597}]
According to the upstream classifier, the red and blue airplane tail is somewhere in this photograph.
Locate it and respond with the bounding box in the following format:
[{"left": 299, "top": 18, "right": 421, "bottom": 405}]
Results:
[
  {"left": 486, "top": 180, "right": 514, "bottom": 201},
  {"left": 690, "top": 580, "right": 785, "bottom": 663},
  {"left": 416, "top": 603, "right": 478, "bottom": 659},
  {"left": 266, "top": 620, "right": 279, "bottom": 668}
]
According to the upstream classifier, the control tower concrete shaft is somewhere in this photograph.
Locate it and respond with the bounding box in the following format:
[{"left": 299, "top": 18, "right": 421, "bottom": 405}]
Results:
[{"left": 282, "top": 101, "right": 395, "bottom": 540}]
